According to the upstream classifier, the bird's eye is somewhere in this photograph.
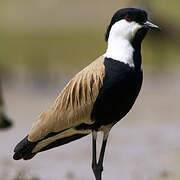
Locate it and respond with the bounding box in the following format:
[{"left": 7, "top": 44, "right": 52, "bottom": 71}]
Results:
[{"left": 125, "top": 16, "right": 131, "bottom": 22}]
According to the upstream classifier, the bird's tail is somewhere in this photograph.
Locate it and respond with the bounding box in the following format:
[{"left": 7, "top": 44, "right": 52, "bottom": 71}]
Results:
[
  {"left": 13, "top": 127, "right": 90, "bottom": 160},
  {"left": 0, "top": 113, "right": 12, "bottom": 129}
]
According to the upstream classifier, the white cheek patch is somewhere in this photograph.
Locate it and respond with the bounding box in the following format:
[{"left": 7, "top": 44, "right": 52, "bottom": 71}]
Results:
[
  {"left": 131, "top": 23, "right": 142, "bottom": 37},
  {"left": 104, "top": 20, "right": 143, "bottom": 67}
]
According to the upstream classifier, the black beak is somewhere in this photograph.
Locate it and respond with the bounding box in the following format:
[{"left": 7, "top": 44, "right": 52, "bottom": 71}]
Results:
[{"left": 144, "top": 21, "right": 161, "bottom": 31}]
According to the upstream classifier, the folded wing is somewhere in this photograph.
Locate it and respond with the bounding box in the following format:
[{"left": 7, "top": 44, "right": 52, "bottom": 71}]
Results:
[{"left": 13, "top": 56, "right": 105, "bottom": 160}]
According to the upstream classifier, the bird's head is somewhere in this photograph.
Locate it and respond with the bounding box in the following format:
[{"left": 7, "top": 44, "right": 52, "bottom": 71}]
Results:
[{"left": 105, "top": 8, "right": 161, "bottom": 43}]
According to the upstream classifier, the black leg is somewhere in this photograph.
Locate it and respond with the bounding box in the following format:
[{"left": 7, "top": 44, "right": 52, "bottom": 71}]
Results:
[
  {"left": 91, "top": 131, "right": 109, "bottom": 180},
  {"left": 92, "top": 131, "right": 97, "bottom": 169}
]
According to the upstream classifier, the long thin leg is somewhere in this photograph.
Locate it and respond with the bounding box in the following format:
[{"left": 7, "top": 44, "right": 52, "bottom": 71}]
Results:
[
  {"left": 91, "top": 130, "right": 109, "bottom": 180},
  {"left": 92, "top": 131, "right": 97, "bottom": 169}
]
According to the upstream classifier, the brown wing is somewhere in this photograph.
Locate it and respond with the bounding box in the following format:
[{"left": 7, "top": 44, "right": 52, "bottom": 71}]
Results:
[{"left": 28, "top": 56, "right": 105, "bottom": 142}]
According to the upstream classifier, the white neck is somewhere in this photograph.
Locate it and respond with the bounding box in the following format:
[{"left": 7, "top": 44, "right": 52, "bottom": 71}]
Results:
[
  {"left": 103, "top": 20, "right": 143, "bottom": 67},
  {"left": 104, "top": 36, "right": 134, "bottom": 67}
]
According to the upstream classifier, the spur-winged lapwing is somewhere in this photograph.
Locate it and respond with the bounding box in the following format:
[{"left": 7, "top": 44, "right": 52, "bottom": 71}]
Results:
[{"left": 13, "top": 8, "right": 161, "bottom": 180}]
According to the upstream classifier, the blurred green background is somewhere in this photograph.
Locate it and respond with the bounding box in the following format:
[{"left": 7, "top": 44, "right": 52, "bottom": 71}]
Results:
[{"left": 0, "top": 0, "right": 179, "bottom": 78}]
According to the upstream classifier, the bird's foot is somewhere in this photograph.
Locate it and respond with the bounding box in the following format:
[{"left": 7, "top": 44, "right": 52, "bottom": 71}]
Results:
[{"left": 92, "top": 163, "right": 103, "bottom": 180}]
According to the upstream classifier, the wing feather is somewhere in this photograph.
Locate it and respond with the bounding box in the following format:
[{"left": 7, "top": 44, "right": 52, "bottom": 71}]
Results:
[{"left": 28, "top": 56, "right": 105, "bottom": 142}]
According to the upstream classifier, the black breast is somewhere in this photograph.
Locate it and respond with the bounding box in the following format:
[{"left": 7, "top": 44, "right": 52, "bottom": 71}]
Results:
[{"left": 91, "top": 57, "right": 143, "bottom": 129}]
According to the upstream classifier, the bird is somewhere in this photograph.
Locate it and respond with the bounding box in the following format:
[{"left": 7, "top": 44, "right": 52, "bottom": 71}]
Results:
[
  {"left": 13, "top": 8, "right": 161, "bottom": 180},
  {"left": 0, "top": 83, "right": 12, "bottom": 129}
]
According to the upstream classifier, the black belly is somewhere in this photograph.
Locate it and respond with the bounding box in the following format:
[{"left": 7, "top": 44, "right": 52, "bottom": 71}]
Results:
[{"left": 91, "top": 58, "right": 143, "bottom": 130}]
